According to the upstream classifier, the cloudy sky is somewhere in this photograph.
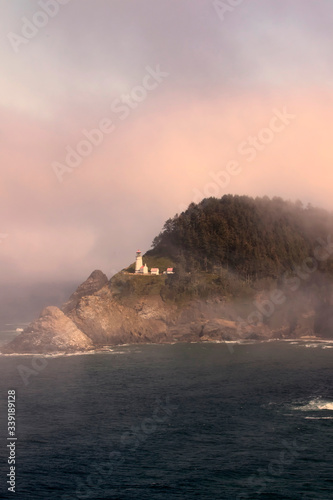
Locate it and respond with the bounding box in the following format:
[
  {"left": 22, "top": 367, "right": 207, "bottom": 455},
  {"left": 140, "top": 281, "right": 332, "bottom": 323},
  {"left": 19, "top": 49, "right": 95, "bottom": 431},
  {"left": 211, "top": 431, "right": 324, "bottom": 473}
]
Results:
[{"left": 1, "top": 0, "right": 333, "bottom": 287}]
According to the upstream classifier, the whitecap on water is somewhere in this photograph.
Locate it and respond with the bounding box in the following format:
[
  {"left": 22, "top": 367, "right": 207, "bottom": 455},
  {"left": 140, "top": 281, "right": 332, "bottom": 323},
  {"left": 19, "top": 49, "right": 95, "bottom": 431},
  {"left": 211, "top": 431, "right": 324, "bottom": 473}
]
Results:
[
  {"left": 291, "top": 398, "right": 333, "bottom": 412},
  {"left": 304, "top": 416, "right": 333, "bottom": 420},
  {"left": 296, "top": 341, "right": 333, "bottom": 349}
]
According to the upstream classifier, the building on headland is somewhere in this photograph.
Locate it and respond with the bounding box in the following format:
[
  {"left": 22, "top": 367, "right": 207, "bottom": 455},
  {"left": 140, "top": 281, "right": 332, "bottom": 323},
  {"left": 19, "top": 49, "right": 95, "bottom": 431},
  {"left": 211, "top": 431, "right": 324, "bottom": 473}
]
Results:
[
  {"left": 133, "top": 250, "right": 171, "bottom": 276},
  {"left": 135, "top": 251, "right": 149, "bottom": 274},
  {"left": 135, "top": 250, "right": 143, "bottom": 273},
  {"left": 163, "top": 268, "right": 174, "bottom": 275},
  {"left": 140, "top": 264, "right": 149, "bottom": 274}
]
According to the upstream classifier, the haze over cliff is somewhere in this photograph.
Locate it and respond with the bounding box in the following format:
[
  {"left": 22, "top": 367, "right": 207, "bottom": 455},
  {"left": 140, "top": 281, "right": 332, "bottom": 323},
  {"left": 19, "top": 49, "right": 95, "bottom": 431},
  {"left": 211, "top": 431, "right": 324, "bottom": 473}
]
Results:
[{"left": 3, "top": 195, "right": 333, "bottom": 354}]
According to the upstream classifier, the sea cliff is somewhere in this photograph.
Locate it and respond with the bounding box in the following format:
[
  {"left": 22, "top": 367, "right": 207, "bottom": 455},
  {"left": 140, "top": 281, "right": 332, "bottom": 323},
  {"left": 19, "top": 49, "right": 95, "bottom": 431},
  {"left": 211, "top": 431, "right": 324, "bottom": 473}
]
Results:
[
  {"left": 1, "top": 269, "right": 321, "bottom": 355},
  {"left": 3, "top": 195, "right": 333, "bottom": 354}
]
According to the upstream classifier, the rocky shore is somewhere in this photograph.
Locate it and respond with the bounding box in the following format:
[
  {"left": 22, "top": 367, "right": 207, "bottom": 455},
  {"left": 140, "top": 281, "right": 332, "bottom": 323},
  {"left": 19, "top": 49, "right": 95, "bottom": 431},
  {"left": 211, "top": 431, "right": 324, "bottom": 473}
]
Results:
[{"left": 1, "top": 269, "right": 321, "bottom": 355}]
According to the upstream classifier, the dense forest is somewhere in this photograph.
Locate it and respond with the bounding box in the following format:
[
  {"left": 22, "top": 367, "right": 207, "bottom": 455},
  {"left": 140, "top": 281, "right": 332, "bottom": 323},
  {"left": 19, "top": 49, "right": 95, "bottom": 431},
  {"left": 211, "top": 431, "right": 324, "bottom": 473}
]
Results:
[
  {"left": 146, "top": 195, "right": 333, "bottom": 279},
  {"left": 116, "top": 195, "right": 333, "bottom": 336}
]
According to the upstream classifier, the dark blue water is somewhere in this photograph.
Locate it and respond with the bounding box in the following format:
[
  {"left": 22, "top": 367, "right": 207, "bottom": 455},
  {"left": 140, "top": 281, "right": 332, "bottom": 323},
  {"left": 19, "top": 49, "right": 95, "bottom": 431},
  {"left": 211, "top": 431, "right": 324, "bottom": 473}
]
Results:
[{"left": 0, "top": 341, "right": 332, "bottom": 499}]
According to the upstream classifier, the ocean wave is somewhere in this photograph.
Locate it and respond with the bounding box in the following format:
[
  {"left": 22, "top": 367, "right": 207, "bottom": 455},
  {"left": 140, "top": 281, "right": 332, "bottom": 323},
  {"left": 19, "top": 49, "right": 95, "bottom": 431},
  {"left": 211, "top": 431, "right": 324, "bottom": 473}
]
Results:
[
  {"left": 0, "top": 352, "right": 37, "bottom": 357},
  {"left": 211, "top": 340, "right": 243, "bottom": 344},
  {"left": 298, "top": 341, "right": 333, "bottom": 349},
  {"left": 304, "top": 416, "right": 333, "bottom": 420},
  {"left": 292, "top": 398, "right": 333, "bottom": 412},
  {"left": 0, "top": 350, "right": 97, "bottom": 358}
]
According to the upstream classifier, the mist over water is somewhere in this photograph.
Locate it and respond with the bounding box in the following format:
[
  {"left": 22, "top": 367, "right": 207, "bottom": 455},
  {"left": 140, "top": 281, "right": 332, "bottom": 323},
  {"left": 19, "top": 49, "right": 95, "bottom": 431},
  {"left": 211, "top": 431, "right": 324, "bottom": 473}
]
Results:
[{"left": 0, "top": 281, "right": 78, "bottom": 327}]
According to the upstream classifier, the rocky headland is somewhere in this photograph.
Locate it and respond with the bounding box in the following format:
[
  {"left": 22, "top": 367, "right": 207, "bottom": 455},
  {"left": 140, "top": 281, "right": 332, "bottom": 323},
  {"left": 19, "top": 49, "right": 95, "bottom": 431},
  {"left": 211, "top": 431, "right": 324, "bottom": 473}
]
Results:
[
  {"left": 1, "top": 305, "right": 93, "bottom": 354},
  {"left": 0, "top": 269, "right": 323, "bottom": 355},
  {"left": 3, "top": 195, "right": 333, "bottom": 354}
]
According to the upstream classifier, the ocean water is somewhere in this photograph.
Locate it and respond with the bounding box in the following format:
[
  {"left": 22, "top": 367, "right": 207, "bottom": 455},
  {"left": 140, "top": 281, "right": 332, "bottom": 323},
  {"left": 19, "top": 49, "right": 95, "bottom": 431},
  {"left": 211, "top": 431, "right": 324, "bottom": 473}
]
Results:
[{"left": 0, "top": 337, "right": 332, "bottom": 500}]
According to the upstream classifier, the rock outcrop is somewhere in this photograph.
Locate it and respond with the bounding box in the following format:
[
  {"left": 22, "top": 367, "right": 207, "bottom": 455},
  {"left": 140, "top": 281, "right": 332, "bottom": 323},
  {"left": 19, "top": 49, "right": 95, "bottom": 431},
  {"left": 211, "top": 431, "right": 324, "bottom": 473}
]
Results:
[
  {"left": 1, "top": 269, "right": 321, "bottom": 355},
  {"left": 67, "top": 286, "right": 172, "bottom": 346},
  {"left": 2, "top": 306, "right": 93, "bottom": 354},
  {"left": 62, "top": 270, "right": 108, "bottom": 314}
]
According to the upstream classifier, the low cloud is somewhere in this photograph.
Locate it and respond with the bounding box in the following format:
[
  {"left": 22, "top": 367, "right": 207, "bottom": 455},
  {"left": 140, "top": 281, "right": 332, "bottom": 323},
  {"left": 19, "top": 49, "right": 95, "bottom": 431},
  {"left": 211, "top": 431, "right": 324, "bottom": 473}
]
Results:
[{"left": 1, "top": 0, "right": 333, "bottom": 285}]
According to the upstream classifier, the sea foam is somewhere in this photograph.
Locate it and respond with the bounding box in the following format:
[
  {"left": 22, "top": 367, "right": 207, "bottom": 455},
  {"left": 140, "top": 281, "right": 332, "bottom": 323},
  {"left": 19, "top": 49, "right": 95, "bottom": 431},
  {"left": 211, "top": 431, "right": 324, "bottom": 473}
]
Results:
[{"left": 292, "top": 398, "right": 333, "bottom": 412}]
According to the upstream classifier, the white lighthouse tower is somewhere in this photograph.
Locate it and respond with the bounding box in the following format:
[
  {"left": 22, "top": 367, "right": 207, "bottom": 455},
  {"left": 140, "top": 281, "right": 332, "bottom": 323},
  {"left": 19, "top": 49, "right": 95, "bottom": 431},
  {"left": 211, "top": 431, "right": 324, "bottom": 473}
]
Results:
[{"left": 135, "top": 250, "right": 143, "bottom": 273}]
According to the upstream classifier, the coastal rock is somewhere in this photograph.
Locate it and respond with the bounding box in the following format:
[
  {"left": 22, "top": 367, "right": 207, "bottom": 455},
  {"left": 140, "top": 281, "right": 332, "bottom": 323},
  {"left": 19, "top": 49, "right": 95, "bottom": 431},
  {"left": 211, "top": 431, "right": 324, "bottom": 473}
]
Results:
[
  {"left": 68, "top": 286, "right": 171, "bottom": 346},
  {"left": 2, "top": 306, "right": 93, "bottom": 354},
  {"left": 1, "top": 271, "right": 324, "bottom": 355},
  {"left": 130, "top": 296, "right": 177, "bottom": 322},
  {"left": 62, "top": 270, "right": 108, "bottom": 314}
]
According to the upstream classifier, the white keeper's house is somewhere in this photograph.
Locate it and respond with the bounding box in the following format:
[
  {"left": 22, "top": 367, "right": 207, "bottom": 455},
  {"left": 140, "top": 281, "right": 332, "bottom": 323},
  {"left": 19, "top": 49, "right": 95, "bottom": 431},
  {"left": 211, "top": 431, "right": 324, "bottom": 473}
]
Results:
[{"left": 134, "top": 250, "right": 173, "bottom": 275}]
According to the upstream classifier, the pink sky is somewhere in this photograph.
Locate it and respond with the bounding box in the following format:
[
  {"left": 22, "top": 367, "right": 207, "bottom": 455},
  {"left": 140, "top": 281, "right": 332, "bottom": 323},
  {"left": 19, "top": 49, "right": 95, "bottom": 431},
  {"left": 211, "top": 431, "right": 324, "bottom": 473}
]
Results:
[{"left": 1, "top": 0, "right": 333, "bottom": 285}]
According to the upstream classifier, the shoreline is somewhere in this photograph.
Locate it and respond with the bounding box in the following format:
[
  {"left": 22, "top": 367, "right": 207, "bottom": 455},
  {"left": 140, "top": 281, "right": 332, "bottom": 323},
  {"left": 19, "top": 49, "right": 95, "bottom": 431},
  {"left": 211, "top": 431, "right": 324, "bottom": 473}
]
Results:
[{"left": 1, "top": 336, "right": 332, "bottom": 357}]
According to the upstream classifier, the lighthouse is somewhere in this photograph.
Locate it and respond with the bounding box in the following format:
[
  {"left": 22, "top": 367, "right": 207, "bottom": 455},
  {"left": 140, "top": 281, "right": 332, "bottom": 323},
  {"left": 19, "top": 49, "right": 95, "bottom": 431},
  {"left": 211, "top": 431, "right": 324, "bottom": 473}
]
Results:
[{"left": 135, "top": 250, "right": 143, "bottom": 273}]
